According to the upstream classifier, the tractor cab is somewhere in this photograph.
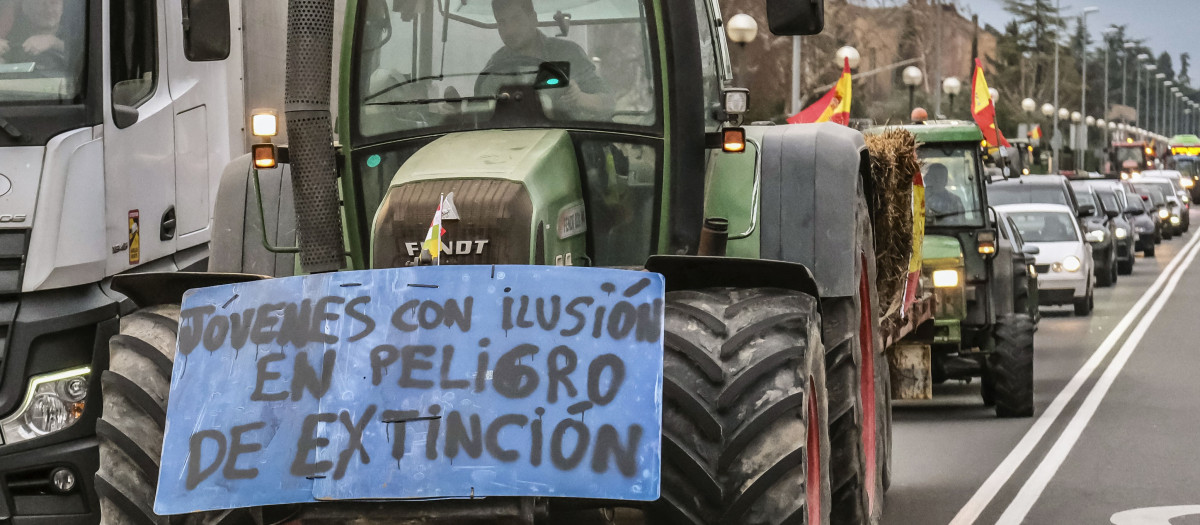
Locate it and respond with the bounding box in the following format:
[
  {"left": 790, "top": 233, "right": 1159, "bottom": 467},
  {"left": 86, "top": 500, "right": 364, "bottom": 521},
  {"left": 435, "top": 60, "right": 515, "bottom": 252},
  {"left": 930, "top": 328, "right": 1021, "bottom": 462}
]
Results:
[{"left": 1110, "top": 140, "right": 1154, "bottom": 177}]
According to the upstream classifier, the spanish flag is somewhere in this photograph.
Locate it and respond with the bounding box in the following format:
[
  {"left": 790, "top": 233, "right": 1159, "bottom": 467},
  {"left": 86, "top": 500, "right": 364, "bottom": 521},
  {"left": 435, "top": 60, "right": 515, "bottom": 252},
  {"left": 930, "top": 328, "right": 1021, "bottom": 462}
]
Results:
[
  {"left": 789, "top": 57, "right": 852, "bottom": 125},
  {"left": 970, "top": 58, "right": 1010, "bottom": 148},
  {"left": 421, "top": 195, "right": 446, "bottom": 263},
  {"left": 1028, "top": 125, "right": 1043, "bottom": 140}
]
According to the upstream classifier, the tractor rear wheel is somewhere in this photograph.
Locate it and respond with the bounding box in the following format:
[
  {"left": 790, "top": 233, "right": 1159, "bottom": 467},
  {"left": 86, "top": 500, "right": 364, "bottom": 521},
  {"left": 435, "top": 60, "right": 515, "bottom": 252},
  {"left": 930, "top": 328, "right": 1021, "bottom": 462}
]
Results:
[
  {"left": 657, "top": 287, "right": 830, "bottom": 525},
  {"left": 989, "top": 314, "right": 1035, "bottom": 418},
  {"left": 96, "top": 305, "right": 250, "bottom": 525}
]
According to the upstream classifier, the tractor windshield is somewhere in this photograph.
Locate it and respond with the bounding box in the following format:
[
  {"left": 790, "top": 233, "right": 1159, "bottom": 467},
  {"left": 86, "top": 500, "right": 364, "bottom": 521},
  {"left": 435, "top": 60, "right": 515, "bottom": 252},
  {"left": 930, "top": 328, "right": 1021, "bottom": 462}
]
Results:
[
  {"left": 353, "top": 0, "right": 659, "bottom": 139},
  {"left": 919, "top": 145, "right": 985, "bottom": 227},
  {"left": 0, "top": 0, "right": 87, "bottom": 105}
]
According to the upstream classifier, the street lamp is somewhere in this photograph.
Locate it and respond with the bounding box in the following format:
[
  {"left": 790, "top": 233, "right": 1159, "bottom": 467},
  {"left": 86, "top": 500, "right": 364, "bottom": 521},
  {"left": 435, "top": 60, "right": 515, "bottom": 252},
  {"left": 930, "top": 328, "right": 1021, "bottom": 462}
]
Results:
[
  {"left": 727, "top": 14, "right": 758, "bottom": 86},
  {"left": 1123, "top": 42, "right": 1137, "bottom": 107},
  {"left": 1059, "top": 108, "right": 1070, "bottom": 120},
  {"left": 835, "top": 46, "right": 861, "bottom": 70},
  {"left": 1157, "top": 74, "right": 1167, "bottom": 133},
  {"left": 1141, "top": 59, "right": 1153, "bottom": 128},
  {"left": 1042, "top": 103, "right": 1056, "bottom": 118},
  {"left": 1087, "top": 116, "right": 1097, "bottom": 127},
  {"left": 943, "top": 77, "right": 962, "bottom": 116},
  {"left": 902, "top": 66, "right": 923, "bottom": 114},
  {"left": 1079, "top": 7, "right": 1098, "bottom": 171},
  {"left": 1022, "top": 98, "right": 1037, "bottom": 114}
]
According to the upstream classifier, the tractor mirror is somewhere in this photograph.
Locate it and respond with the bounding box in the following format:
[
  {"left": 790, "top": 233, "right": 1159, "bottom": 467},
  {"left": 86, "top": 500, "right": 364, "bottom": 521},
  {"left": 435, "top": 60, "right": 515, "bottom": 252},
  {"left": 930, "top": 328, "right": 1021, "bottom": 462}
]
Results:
[
  {"left": 182, "top": 0, "right": 231, "bottom": 61},
  {"left": 766, "top": 0, "right": 824, "bottom": 36},
  {"left": 534, "top": 62, "right": 570, "bottom": 90}
]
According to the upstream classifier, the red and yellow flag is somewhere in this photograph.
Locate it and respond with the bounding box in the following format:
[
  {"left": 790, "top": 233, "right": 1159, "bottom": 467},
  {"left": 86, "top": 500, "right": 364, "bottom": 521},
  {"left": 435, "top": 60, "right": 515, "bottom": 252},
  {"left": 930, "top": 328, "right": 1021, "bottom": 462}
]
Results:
[
  {"left": 1028, "top": 125, "right": 1043, "bottom": 140},
  {"left": 970, "top": 58, "right": 1010, "bottom": 148},
  {"left": 789, "top": 57, "right": 852, "bottom": 125},
  {"left": 422, "top": 195, "right": 446, "bottom": 263}
]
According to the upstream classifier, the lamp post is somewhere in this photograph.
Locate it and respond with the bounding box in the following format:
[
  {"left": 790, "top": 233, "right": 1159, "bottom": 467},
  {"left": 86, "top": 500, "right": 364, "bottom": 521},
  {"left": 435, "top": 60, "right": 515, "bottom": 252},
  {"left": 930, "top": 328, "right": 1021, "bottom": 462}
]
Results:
[
  {"left": 1102, "top": 27, "right": 1117, "bottom": 143},
  {"left": 1157, "top": 74, "right": 1167, "bottom": 134},
  {"left": 1140, "top": 59, "right": 1153, "bottom": 128},
  {"left": 726, "top": 14, "right": 759, "bottom": 87},
  {"left": 902, "top": 66, "right": 923, "bottom": 114},
  {"left": 1042, "top": 103, "right": 1056, "bottom": 171},
  {"left": 1123, "top": 42, "right": 1137, "bottom": 107},
  {"left": 1023, "top": 98, "right": 1037, "bottom": 144},
  {"left": 942, "top": 77, "right": 962, "bottom": 117},
  {"left": 1079, "top": 7, "right": 1098, "bottom": 171}
]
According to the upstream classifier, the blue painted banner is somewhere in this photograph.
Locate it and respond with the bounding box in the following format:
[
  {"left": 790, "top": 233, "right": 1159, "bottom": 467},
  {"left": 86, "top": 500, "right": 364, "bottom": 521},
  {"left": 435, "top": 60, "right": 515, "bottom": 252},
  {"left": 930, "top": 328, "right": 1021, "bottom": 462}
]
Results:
[{"left": 153, "top": 266, "right": 664, "bottom": 514}]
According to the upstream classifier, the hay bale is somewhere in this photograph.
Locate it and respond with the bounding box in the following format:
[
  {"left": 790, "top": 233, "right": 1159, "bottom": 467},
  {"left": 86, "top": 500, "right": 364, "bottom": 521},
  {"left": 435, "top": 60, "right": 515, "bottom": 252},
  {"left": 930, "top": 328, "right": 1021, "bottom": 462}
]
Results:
[{"left": 864, "top": 129, "right": 921, "bottom": 319}]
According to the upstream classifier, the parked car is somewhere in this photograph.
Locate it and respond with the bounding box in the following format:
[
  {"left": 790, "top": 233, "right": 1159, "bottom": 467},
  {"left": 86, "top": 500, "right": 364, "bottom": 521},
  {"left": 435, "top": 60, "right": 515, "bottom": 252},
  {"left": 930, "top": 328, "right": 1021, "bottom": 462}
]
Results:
[
  {"left": 995, "top": 204, "right": 1095, "bottom": 316},
  {"left": 1142, "top": 170, "right": 1191, "bottom": 231},
  {"left": 1079, "top": 180, "right": 1138, "bottom": 273},
  {"left": 1069, "top": 181, "right": 1120, "bottom": 285}
]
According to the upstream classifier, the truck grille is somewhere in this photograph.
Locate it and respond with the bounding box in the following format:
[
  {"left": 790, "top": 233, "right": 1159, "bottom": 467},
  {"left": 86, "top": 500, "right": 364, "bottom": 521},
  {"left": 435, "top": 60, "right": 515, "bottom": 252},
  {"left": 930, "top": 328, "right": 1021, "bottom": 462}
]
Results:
[{"left": 372, "top": 180, "right": 533, "bottom": 268}]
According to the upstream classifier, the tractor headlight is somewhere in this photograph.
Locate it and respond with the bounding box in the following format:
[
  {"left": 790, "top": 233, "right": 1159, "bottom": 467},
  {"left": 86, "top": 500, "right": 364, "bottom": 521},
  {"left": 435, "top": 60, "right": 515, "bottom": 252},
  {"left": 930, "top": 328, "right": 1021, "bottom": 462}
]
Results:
[
  {"left": 1028, "top": 264, "right": 1038, "bottom": 277},
  {"left": 1085, "top": 230, "right": 1106, "bottom": 243},
  {"left": 1115, "top": 227, "right": 1128, "bottom": 239},
  {"left": 1159, "top": 208, "right": 1171, "bottom": 219},
  {"left": 1062, "top": 256, "right": 1082, "bottom": 272},
  {"left": 932, "top": 269, "right": 960, "bottom": 288},
  {"left": 1182, "top": 178, "right": 1195, "bottom": 189},
  {"left": 0, "top": 367, "right": 90, "bottom": 444},
  {"left": 251, "top": 111, "right": 278, "bottom": 137}
]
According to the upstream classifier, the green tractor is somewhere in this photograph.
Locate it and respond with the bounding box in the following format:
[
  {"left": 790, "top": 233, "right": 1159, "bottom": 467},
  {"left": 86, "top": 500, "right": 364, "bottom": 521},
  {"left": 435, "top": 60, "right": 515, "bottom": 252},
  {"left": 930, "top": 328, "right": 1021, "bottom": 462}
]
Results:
[
  {"left": 91, "top": 0, "right": 913, "bottom": 523},
  {"left": 870, "top": 122, "right": 1039, "bottom": 418}
]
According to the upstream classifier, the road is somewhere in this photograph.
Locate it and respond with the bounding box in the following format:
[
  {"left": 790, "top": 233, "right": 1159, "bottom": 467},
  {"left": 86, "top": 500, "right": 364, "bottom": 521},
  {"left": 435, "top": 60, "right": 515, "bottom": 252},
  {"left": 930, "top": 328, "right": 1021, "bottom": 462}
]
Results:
[{"left": 885, "top": 210, "right": 1200, "bottom": 525}]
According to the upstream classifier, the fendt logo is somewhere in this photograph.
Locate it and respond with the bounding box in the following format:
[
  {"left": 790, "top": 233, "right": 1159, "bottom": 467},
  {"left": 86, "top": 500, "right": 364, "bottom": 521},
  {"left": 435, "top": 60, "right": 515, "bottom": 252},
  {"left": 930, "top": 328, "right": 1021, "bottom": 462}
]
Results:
[{"left": 404, "top": 240, "right": 489, "bottom": 257}]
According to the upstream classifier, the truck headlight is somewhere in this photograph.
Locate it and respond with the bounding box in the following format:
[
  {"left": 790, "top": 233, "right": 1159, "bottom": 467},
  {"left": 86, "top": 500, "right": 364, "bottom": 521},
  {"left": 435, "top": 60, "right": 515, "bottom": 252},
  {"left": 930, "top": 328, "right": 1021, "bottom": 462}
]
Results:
[
  {"left": 932, "top": 269, "right": 960, "bottom": 288},
  {"left": 1115, "top": 227, "right": 1128, "bottom": 239},
  {"left": 0, "top": 367, "right": 90, "bottom": 444},
  {"left": 1062, "top": 256, "right": 1082, "bottom": 272},
  {"left": 1085, "top": 230, "right": 1106, "bottom": 243}
]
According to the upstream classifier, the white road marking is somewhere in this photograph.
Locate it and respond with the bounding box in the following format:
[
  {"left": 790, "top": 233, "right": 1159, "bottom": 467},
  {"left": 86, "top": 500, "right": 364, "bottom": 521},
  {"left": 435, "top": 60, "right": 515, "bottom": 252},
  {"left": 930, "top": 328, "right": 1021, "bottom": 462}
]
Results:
[
  {"left": 948, "top": 231, "right": 1200, "bottom": 525},
  {"left": 1111, "top": 505, "right": 1200, "bottom": 524},
  {"left": 995, "top": 237, "right": 1200, "bottom": 524}
]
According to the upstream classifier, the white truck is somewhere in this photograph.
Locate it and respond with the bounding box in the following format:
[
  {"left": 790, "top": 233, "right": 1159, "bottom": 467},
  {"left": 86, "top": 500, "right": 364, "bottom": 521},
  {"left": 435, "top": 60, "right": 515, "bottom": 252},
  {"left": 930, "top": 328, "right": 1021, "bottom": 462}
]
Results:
[{"left": 0, "top": 0, "right": 325, "bottom": 521}]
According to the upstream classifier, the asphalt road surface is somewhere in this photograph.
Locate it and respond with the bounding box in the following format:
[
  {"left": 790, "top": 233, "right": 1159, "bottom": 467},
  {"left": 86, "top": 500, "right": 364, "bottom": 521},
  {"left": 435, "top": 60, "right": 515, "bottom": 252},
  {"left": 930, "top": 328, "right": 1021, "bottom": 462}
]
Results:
[{"left": 885, "top": 210, "right": 1200, "bottom": 525}]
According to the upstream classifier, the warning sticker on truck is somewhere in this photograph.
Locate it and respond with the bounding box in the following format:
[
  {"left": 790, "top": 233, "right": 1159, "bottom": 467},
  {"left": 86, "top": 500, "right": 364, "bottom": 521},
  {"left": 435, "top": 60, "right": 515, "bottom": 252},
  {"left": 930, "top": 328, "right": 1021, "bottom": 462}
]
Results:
[
  {"left": 128, "top": 210, "right": 140, "bottom": 264},
  {"left": 154, "top": 266, "right": 664, "bottom": 514}
]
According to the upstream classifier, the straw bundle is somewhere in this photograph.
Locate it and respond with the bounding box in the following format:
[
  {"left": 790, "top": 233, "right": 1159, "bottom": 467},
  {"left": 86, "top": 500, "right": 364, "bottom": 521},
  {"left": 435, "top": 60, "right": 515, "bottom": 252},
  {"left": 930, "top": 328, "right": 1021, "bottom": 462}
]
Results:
[{"left": 864, "top": 129, "right": 921, "bottom": 319}]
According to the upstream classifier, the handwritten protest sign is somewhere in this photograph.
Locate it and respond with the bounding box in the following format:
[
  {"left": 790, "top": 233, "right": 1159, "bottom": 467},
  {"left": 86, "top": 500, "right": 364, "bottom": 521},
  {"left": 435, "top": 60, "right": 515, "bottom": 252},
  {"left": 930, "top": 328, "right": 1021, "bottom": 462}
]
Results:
[{"left": 153, "top": 266, "right": 664, "bottom": 514}]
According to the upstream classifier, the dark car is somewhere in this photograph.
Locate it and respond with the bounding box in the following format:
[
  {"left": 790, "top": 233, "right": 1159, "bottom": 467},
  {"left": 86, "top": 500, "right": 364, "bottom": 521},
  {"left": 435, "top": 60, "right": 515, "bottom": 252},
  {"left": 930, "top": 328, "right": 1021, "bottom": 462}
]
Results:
[
  {"left": 990, "top": 177, "right": 1117, "bottom": 286},
  {"left": 1077, "top": 180, "right": 1137, "bottom": 275},
  {"left": 1129, "top": 183, "right": 1175, "bottom": 240},
  {"left": 1139, "top": 173, "right": 1190, "bottom": 232}
]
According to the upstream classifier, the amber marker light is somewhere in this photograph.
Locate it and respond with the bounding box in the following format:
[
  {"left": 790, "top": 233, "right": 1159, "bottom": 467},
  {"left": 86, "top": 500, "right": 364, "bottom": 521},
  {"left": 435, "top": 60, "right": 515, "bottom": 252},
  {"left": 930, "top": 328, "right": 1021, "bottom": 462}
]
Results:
[
  {"left": 723, "top": 127, "right": 746, "bottom": 153},
  {"left": 252, "top": 143, "right": 278, "bottom": 169}
]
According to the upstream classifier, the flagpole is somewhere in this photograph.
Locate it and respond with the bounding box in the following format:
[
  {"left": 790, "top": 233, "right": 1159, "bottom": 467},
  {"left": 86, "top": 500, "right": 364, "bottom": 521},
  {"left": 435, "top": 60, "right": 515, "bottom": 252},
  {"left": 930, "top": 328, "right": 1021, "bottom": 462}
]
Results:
[{"left": 437, "top": 193, "right": 444, "bottom": 266}]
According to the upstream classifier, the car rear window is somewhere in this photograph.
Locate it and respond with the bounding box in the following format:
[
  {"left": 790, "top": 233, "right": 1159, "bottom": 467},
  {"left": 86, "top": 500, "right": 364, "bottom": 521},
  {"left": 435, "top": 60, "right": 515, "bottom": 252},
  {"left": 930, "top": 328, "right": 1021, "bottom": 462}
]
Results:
[{"left": 988, "top": 185, "right": 1070, "bottom": 207}]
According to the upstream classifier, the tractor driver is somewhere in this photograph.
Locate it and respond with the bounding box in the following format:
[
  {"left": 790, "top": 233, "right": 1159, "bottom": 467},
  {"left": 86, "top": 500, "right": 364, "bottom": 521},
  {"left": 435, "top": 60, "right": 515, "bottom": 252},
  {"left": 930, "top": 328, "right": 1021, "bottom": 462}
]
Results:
[
  {"left": 925, "top": 163, "right": 965, "bottom": 222},
  {"left": 477, "top": 0, "right": 614, "bottom": 120}
]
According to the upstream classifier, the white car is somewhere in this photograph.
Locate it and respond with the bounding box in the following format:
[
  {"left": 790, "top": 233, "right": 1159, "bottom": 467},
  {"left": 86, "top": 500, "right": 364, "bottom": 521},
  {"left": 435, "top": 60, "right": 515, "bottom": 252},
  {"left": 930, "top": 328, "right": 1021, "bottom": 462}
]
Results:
[{"left": 995, "top": 204, "right": 1095, "bottom": 316}]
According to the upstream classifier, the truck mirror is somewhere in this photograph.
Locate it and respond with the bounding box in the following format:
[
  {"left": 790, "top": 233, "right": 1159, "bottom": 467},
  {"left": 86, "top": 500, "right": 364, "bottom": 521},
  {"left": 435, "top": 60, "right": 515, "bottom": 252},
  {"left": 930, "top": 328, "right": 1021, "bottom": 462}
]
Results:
[
  {"left": 766, "top": 0, "right": 824, "bottom": 36},
  {"left": 112, "top": 104, "right": 140, "bottom": 129},
  {"left": 182, "top": 0, "right": 231, "bottom": 61}
]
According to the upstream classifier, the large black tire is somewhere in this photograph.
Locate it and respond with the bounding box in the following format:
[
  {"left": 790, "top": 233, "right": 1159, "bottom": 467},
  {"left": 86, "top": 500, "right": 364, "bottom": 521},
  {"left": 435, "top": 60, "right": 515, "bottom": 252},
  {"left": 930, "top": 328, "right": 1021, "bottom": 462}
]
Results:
[
  {"left": 820, "top": 190, "right": 888, "bottom": 525},
  {"left": 658, "top": 288, "right": 831, "bottom": 525},
  {"left": 1118, "top": 256, "right": 1134, "bottom": 275},
  {"left": 96, "top": 306, "right": 246, "bottom": 525},
  {"left": 1144, "top": 243, "right": 1156, "bottom": 257},
  {"left": 988, "top": 314, "right": 1035, "bottom": 418},
  {"left": 1096, "top": 261, "right": 1114, "bottom": 287},
  {"left": 1073, "top": 287, "right": 1094, "bottom": 316}
]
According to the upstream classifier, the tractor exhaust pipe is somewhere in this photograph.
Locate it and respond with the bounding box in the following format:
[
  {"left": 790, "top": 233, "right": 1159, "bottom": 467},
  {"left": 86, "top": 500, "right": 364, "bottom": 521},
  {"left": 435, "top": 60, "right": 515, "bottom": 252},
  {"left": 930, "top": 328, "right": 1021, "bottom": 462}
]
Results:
[
  {"left": 284, "top": 0, "right": 345, "bottom": 273},
  {"left": 697, "top": 217, "right": 729, "bottom": 257}
]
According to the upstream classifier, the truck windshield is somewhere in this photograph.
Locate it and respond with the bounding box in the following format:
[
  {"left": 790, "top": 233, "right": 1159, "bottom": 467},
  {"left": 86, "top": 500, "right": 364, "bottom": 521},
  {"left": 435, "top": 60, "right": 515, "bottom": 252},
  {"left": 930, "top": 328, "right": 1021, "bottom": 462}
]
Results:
[
  {"left": 1114, "top": 146, "right": 1145, "bottom": 164},
  {"left": 353, "top": 0, "right": 659, "bottom": 139},
  {"left": 919, "top": 145, "right": 984, "bottom": 227},
  {"left": 0, "top": 0, "right": 86, "bottom": 105},
  {"left": 1008, "top": 212, "right": 1080, "bottom": 243}
]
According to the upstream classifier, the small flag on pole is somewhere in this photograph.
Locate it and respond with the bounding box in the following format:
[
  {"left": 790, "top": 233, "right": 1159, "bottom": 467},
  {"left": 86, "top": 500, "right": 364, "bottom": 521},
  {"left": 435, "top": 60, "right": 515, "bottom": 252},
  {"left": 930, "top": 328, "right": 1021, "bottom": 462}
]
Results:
[
  {"left": 422, "top": 194, "right": 446, "bottom": 264},
  {"left": 970, "top": 58, "right": 1011, "bottom": 148},
  {"left": 1028, "top": 125, "right": 1043, "bottom": 140},
  {"left": 789, "top": 57, "right": 853, "bottom": 126}
]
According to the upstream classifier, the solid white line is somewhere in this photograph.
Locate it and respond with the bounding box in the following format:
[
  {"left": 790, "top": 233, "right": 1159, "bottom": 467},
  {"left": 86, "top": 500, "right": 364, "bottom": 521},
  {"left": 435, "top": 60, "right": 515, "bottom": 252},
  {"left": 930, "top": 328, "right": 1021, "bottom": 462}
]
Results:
[
  {"left": 948, "top": 231, "right": 1200, "bottom": 525},
  {"left": 994, "top": 237, "right": 1200, "bottom": 524}
]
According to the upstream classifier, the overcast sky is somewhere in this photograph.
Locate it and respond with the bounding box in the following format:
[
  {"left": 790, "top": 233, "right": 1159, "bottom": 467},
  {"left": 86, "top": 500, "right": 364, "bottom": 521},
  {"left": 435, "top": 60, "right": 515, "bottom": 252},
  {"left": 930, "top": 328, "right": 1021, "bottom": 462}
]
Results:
[{"left": 959, "top": 0, "right": 1200, "bottom": 84}]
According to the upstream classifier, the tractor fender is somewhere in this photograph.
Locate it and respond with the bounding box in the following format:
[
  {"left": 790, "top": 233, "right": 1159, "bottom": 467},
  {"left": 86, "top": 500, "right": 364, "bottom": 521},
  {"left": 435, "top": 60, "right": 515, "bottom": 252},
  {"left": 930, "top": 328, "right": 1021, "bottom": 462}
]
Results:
[
  {"left": 209, "top": 153, "right": 298, "bottom": 277},
  {"left": 645, "top": 255, "right": 820, "bottom": 302},
  {"left": 755, "top": 122, "right": 871, "bottom": 299},
  {"left": 111, "top": 272, "right": 266, "bottom": 308}
]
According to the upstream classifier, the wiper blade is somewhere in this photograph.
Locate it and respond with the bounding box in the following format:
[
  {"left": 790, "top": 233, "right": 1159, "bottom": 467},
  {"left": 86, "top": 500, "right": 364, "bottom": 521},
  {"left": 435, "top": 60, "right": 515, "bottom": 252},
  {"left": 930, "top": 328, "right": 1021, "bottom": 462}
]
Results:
[
  {"left": 362, "top": 70, "right": 539, "bottom": 103},
  {"left": 0, "top": 116, "right": 21, "bottom": 140},
  {"left": 364, "top": 93, "right": 498, "bottom": 107}
]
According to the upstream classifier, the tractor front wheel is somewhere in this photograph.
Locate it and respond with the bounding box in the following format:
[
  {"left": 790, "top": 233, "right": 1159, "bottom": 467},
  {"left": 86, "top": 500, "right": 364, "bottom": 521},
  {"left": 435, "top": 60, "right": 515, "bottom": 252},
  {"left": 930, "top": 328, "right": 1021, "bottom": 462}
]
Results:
[
  {"left": 657, "top": 287, "right": 830, "bottom": 525},
  {"left": 988, "top": 314, "right": 1035, "bottom": 418}
]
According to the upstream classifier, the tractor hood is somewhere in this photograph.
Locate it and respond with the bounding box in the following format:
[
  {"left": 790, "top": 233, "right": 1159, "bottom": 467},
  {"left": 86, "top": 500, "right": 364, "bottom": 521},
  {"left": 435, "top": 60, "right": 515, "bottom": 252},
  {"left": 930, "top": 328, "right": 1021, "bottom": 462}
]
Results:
[
  {"left": 371, "top": 129, "right": 586, "bottom": 267},
  {"left": 922, "top": 234, "right": 964, "bottom": 268}
]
